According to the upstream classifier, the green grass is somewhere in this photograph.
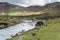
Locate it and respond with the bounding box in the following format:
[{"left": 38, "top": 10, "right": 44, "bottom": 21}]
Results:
[
  {"left": 5, "top": 11, "right": 42, "bottom": 16},
  {"left": 7, "top": 19, "right": 60, "bottom": 40}
]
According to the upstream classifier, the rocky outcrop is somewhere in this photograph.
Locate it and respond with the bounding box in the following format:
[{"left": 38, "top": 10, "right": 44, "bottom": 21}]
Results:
[
  {"left": 35, "top": 21, "right": 44, "bottom": 26},
  {"left": 0, "top": 23, "right": 8, "bottom": 29}
]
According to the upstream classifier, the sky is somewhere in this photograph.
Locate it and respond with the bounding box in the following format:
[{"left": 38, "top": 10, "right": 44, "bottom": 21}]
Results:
[{"left": 0, "top": 0, "right": 60, "bottom": 7}]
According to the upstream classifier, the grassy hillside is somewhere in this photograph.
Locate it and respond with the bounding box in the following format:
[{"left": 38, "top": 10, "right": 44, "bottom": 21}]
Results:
[
  {"left": 1, "top": 11, "right": 42, "bottom": 16},
  {"left": 7, "top": 18, "right": 60, "bottom": 40}
]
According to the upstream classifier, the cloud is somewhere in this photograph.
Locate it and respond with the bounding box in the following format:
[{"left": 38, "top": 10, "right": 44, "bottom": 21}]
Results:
[
  {"left": 17, "top": 4, "right": 30, "bottom": 7},
  {"left": 0, "top": 0, "right": 60, "bottom": 7}
]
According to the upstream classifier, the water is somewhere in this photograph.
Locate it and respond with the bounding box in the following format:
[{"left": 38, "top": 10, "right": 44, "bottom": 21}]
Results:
[{"left": 0, "top": 20, "right": 37, "bottom": 40}]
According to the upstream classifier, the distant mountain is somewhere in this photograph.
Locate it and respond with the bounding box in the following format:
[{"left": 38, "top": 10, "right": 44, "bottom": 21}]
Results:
[
  {"left": 25, "top": 2, "right": 60, "bottom": 12},
  {"left": 44, "top": 2, "right": 60, "bottom": 12},
  {"left": 0, "top": 2, "right": 60, "bottom": 14},
  {"left": 24, "top": 6, "right": 46, "bottom": 12},
  {"left": 0, "top": 2, "right": 25, "bottom": 13}
]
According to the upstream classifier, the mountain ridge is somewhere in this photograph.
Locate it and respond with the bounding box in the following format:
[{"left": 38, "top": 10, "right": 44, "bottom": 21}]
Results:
[{"left": 0, "top": 2, "right": 60, "bottom": 14}]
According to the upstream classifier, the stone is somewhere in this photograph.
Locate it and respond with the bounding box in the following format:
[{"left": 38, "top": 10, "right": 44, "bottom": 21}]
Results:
[
  {"left": 0, "top": 25, "right": 6, "bottom": 29},
  {"left": 35, "top": 21, "right": 44, "bottom": 26}
]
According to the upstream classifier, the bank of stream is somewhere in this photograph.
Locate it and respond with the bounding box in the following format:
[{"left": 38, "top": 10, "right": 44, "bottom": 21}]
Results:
[{"left": 0, "top": 19, "right": 45, "bottom": 40}]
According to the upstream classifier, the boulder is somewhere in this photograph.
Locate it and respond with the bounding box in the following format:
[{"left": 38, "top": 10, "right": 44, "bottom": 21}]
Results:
[
  {"left": 35, "top": 21, "right": 44, "bottom": 26},
  {"left": 0, "top": 23, "right": 8, "bottom": 29},
  {"left": 0, "top": 25, "right": 6, "bottom": 29}
]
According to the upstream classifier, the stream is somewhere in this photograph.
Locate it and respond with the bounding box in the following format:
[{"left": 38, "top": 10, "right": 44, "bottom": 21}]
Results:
[{"left": 0, "top": 20, "right": 38, "bottom": 40}]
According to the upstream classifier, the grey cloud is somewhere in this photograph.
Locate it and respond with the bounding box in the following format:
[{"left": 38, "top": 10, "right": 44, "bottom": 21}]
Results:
[{"left": 0, "top": 0, "right": 60, "bottom": 7}]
